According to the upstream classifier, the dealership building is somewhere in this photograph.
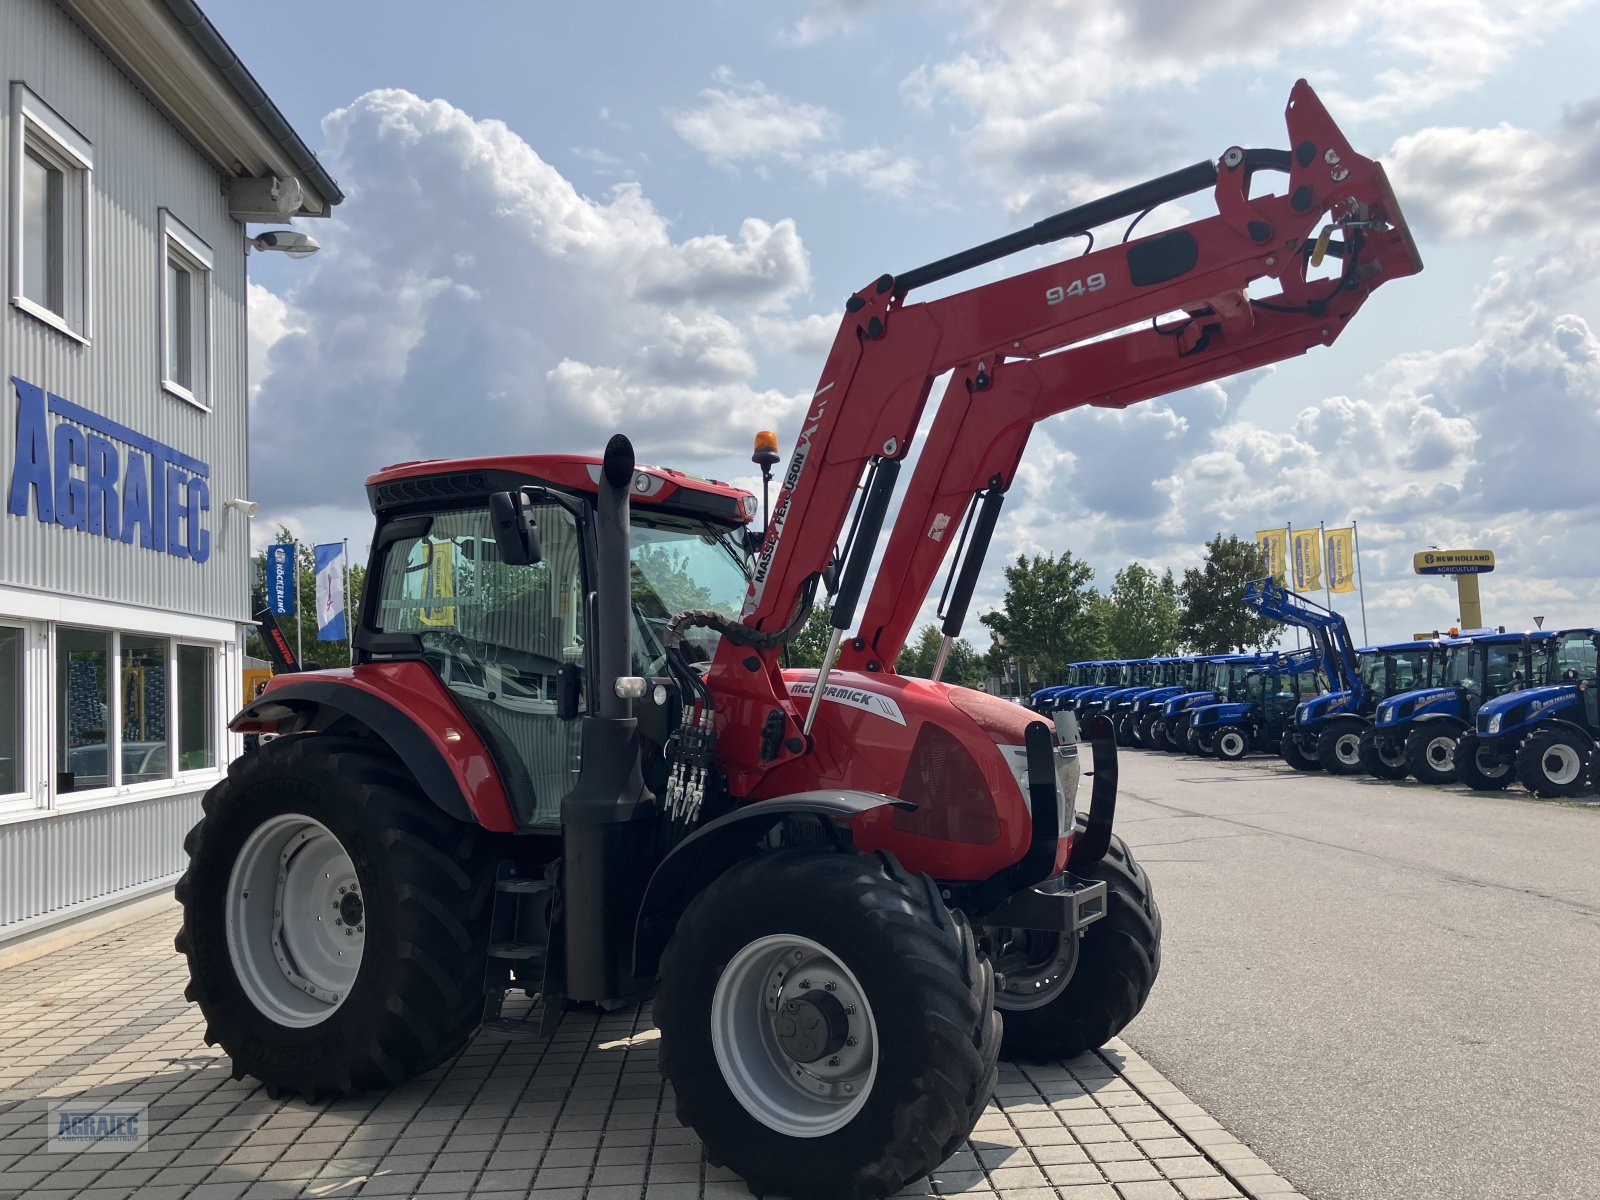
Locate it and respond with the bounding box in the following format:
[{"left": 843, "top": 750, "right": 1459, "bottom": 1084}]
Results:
[{"left": 1, "top": 0, "right": 339, "bottom": 942}]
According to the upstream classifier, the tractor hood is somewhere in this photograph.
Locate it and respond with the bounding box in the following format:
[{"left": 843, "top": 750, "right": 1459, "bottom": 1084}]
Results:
[
  {"left": 1372, "top": 686, "right": 1460, "bottom": 728},
  {"left": 1163, "top": 690, "right": 1218, "bottom": 717},
  {"left": 1190, "top": 701, "right": 1251, "bottom": 728},
  {"left": 1133, "top": 686, "right": 1187, "bottom": 709},
  {"left": 1102, "top": 686, "right": 1148, "bottom": 706},
  {"left": 1476, "top": 685, "right": 1581, "bottom": 735},
  {"left": 1295, "top": 691, "right": 1358, "bottom": 723}
]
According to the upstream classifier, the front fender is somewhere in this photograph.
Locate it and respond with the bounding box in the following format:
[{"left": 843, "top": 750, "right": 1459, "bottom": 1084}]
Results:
[{"left": 632, "top": 790, "right": 908, "bottom": 977}]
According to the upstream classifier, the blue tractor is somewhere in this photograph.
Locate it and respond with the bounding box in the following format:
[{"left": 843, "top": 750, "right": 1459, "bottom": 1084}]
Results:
[
  {"left": 1150, "top": 654, "right": 1260, "bottom": 753},
  {"left": 1240, "top": 579, "right": 1371, "bottom": 773},
  {"left": 1079, "top": 659, "right": 1158, "bottom": 743},
  {"left": 1331, "top": 638, "right": 1448, "bottom": 777},
  {"left": 1128, "top": 658, "right": 1202, "bottom": 748},
  {"left": 1362, "top": 631, "right": 1551, "bottom": 784},
  {"left": 1459, "top": 628, "right": 1600, "bottom": 797},
  {"left": 1187, "top": 649, "right": 1323, "bottom": 762},
  {"left": 1100, "top": 656, "right": 1191, "bottom": 746},
  {"left": 1052, "top": 660, "right": 1132, "bottom": 720}
]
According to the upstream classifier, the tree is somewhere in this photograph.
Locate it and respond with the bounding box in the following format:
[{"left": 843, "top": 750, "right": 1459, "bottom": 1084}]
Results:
[
  {"left": 248, "top": 528, "right": 364, "bottom": 670},
  {"left": 784, "top": 602, "right": 836, "bottom": 669},
  {"left": 897, "top": 624, "right": 988, "bottom": 688},
  {"left": 979, "top": 551, "right": 1106, "bottom": 685},
  {"left": 1104, "top": 563, "right": 1181, "bottom": 658},
  {"left": 1177, "top": 534, "right": 1280, "bottom": 653}
]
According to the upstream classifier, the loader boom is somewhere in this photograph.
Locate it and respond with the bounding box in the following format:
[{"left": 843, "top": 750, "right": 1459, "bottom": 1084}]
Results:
[{"left": 711, "top": 79, "right": 1421, "bottom": 789}]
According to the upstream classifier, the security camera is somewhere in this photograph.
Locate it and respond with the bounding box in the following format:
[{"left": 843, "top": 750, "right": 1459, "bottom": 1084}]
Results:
[
  {"left": 225, "top": 498, "right": 260, "bottom": 517},
  {"left": 248, "top": 230, "right": 320, "bottom": 258}
]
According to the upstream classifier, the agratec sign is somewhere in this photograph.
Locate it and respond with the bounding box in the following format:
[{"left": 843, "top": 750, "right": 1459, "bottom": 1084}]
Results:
[{"left": 7, "top": 376, "right": 211, "bottom": 561}]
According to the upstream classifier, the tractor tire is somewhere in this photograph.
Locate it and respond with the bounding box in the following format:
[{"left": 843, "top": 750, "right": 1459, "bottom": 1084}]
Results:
[
  {"left": 174, "top": 735, "right": 497, "bottom": 1100},
  {"left": 1135, "top": 713, "right": 1160, "bottom": 748},
  {"left": 656, "top": 849, "right": 998, "bottom": 1200},
  {"left": 1515, "top": 729, "right": 1593, "bottom": 799},
  {"left": 986, "top": 830, "right": 1160, "bottom": 1062},
  {"left": 1149, "top": 716, "right": 1173, "bottom": 752},
  {"left": 1192, "top": 728, "right": 1218, "bottom": 756},
  {"left": 1317, "top": 719, "right": 1366, "bottom": 775},
  {"left": 1406, "top": 725, "right": 1462, "bottom": 785},
  {"left": 1115, "top": 716, "right": 1136, "bottom": 748},
  {"left": 1164, "top": 716, "right": 1191, "bottom": 753},
  {"left": 1358, "top": 729, "right": 1409, "bottom": 780},
  {"left": 1455, "top": 733, "right": 1515, "bottom": 790},
  {"left": 1280, "top": 730, "right": 1322, "bottom": 772},
  {"left": 1214, "top": 725, "right": 1250, "bottom": 762}
]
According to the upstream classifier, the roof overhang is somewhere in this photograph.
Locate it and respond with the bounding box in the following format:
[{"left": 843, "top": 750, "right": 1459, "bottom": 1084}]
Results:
[{"left": 60, "top": 0, "right": 342, "bottom": 218}]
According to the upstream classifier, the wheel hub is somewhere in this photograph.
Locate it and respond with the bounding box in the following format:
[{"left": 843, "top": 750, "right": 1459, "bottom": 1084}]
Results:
[
  {"left": 775, "top": 991, "right": 850, "bottom": 1063},
  {"left": 1427, "top": 737, "right": 1455, "bottom": 769},
  {"left": 1542, "top": 744, "right": 1582, "bottom": 786},
  {"left": 991, "top": 929, "right": 1072, "bottom": 1011},
  {"left": 1336, "top": 734, "right": 1361, "bottom": 766}
]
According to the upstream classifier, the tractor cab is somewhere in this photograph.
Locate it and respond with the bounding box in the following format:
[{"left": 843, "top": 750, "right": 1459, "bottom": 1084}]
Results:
[
  {"left": 1127, "top": 658, "right": 1200, "bottom": 747},
  {"left": 1188, "top": 650, "right": 1318, "bottom": 760},
  {"left": 1149, "top": 654, "right": 1250, "bottom": 752}
]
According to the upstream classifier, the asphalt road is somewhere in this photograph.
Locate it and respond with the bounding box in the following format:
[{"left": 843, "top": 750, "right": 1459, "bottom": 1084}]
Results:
[{"left": 1107, "top": 747, "right": 1600, "bottom": 1200}]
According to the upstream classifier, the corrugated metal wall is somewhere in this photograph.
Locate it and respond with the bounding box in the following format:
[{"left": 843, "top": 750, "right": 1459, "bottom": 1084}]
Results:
[
  {"left": 1, "top": 0, "right": 250, "bottom": 624},
  {"left": 0, "top": 790, "right": 199, "bottom": 934}
]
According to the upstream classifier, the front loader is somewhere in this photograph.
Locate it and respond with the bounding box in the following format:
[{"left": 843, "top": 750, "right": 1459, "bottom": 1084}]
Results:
[{"left": 175, "top": 82, "right": 1421, "bottom": 1200}]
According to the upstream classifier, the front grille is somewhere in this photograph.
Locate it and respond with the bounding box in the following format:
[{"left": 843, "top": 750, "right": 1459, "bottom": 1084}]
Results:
[{"left": 892, "top": 723, "right": 1000, "bottom": 844}]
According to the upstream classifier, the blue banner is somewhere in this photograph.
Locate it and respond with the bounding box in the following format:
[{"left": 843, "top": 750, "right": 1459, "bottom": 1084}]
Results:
[
  {"left": 266, "top": 544, "right": 296, "bottom": 615},
  {"left": 315, "top": 543, "right": 347, "bottom": 641}
]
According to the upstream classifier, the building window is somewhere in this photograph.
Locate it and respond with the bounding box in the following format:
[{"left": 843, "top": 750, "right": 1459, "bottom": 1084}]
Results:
[
  {"left": 57, "top": 627, "right": 111, "bottom": 793},
  {"left": 177, "top": 644, "right": 216, "bottom": 771},
  {"left": 1, "top": 627, "right": 22, "bottom": 799},
  {"left": 160, "top": 212, "right": 212, "bottom": 408},
  {"left": 120, "top": 634, "right": 171, "bottom": 783},
  {"left": 9, "top": 84, "right": 93, "bottom": 340}
]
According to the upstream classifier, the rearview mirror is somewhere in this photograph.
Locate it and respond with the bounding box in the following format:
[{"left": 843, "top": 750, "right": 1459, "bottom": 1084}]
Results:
[{"left": 488, "top": 491, "right": 541, "bottom": 565}]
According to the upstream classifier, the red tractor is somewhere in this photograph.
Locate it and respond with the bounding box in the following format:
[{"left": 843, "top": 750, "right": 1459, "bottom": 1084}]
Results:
[{"left": 177, "top": 82, "right": 1420, "bottom": 1199}]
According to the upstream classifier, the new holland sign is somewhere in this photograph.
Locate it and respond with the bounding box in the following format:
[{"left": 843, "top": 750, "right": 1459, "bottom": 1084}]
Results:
[{"left": 1413, "top": 549, "right": 1495, "bottom": 576}]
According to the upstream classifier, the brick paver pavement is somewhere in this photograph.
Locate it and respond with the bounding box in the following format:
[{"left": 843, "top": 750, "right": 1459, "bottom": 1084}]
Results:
[{"left": 0, "top": 908, "right": 1305, "bottom": 1199}]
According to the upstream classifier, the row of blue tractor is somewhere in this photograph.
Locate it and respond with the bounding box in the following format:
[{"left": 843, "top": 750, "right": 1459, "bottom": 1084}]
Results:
[{"left": 1026, "top": 581, "right": 1600, "bottom": 799}]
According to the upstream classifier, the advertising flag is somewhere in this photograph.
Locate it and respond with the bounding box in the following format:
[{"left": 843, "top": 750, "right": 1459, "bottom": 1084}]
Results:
[
  {"left": 266, "top": 544, "right": 296, "bottom": 615},
  {"left": 314, "top": 543, "right": 347, "bottom": 641},
  {"left": 418, "top": 542, "right": 457, "bottom": 627},
  {"left": 1291, "top": 528, "right": 1322, "bottom": 591},
  {"left": 1255, "top": 528, "right": 1288, "bottom": 585},
  {"left": 1325, "top": 527, "right": 1357, "bottom": 593}
]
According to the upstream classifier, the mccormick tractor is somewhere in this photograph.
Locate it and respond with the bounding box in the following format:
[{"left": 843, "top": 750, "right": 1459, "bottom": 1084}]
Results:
[
  {"left": 174, "top": 83, "right": 1420, "bottom": 1200},
  {"left": 1187, "top": 649, "right": 1322, "bottom": 761},
  {"left": 1364, "top": 631, "right": 1549, "bottom": 785},
  {"left": 1458, "top": 628, "right": 1599, "bottom": 796}
]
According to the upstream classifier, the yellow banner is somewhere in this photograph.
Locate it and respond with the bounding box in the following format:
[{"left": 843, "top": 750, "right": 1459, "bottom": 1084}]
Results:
[
  {"left": 1325, "top": 527, "right": 1356, "bottom": 593},
  {"left": 1255, "top": 528, "right": 1287, "bottom": 585},
  {"left": 1291, "top": 528, "right": 1322, "bottom": 591},
  {"left": 418, "top": 542, "right": 456, "bottom": 627}
]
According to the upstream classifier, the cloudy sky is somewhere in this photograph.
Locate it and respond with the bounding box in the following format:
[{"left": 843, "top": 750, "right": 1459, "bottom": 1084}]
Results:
[{"left": 217, "top": 0, "right": 1600, "bottom": 649}]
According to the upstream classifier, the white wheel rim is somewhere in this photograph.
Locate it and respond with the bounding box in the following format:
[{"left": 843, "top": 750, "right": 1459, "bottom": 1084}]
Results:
[
  {"left": 225, "top": 814, "right": 364, "bottom": 1028},
  {"left": 1381, "top": 743, "right": 1406, "bottom": 768},
  {"left": 1336, "top": 734, "right": 1362, "bottom": 767},
  {"left": 1219, "top": 731, "right": 1246, "bottom": 757},
  {"left": 710, "top": 934, "right": 878, "bottom": 1137},
  {"left": 1475, "top": 747, "right": 1510, "bottom": 780},
  {"left": 992, "top": 929, "right": 1071, "bottom": 1011},
  {"left": 1541, "top": 744, "right": 1582, "bottom": 786},
  {"left": 1426, "top": 736, "right": 1456, "bottom": 771}
]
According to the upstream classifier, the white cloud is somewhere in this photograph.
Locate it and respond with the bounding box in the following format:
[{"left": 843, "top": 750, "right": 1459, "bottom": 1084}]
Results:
[
  {"left": 247, "top": 89, "right": 817, "bottom": 515},
  {"left": 668, "top": 75, "right": 838, "bottom": 167}
]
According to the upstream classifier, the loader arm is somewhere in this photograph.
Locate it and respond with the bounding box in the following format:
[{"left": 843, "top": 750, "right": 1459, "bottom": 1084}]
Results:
[
  {"left": 709, "top": 79, "right": 1421, "bottom": 791},
  {"left": 1242, "top": 578, "right": 1361, "bottom": 697},
  {"left": 840, "top": 293, "right": 1407, "bottom": 674}
]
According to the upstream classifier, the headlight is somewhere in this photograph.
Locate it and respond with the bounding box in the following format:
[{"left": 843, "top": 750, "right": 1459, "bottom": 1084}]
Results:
[{"left": 1486, "top": 713, "right": 1502, "bottom": 734}]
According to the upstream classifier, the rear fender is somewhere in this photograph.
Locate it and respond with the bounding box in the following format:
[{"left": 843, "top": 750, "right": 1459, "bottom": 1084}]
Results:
[
  {"left": 1525, "top": 718, "right": 1597, "bottom": 747},
  {"left": 631, "top": 790, "right": 909, "bottom": 978},
  {"left": 230, "top": 674, "right": 517, "bottom": 832}
]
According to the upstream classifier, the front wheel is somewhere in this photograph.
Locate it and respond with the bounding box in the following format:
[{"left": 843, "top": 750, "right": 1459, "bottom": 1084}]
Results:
[
  {"left": 1359, "top": 729, "right": 1409, "bottom": 780},
  {"left": 656, "top": 850, "right": 999, "bottom": 1200},
  {"left": 1456, "top": 733, "right": 1515, "bottom": 790},
  {"left": 174, "top": 736, "right": 497, "bottom": 1099},
  {"left": 1149, "top": 716, "right": 1172, "bottom": 752},
  {"left": 1406, "top": 725, "right": 1462, "bottom": 784},
  {"left": 1516, "top": 729, "right": 1593, "bottom": 799},
  {"left": 1317, "top": 718, "right": 1367, "bottom": 775},
  {"left": 1281, "top": 730, "right": 1322, "bottom": 772},
  {"left": 1214, "top": 725, "right": 1251, "bottom": 761},
  {"left": 986, "top": 832, "right": 1161, "bottom": 1062}
]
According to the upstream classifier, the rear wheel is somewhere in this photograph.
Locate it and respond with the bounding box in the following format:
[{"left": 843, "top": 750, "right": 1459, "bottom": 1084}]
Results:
[
  {"left": 1456, "top": 733, "right": 1515, "bottom": 790},
  {"left": 1516, "top": 729, "right": 1593, "bottom": 799},
  {"left": 1406, "top": 725, "right": 1462, "bottom": 785},
  {"left": 1358, "top": 729, "right": 1409, "bottom": 780},
  {"left": 656, "top": 849, "right": 998, "bottom": 1200},
  {"left": 1317, "top": 719, "right": 1366, "bottom": 775},
  {"left": 986, "top": 831, "right": 1160, "bottom": 1062},
  {"left": 1281, "top": 730, "right": 1322, "bottom": 772},
  {"left": 175, "top": 736, "right": 497, "bottom": 1099},
  {"left": 1214, "top": 725, "right": 1250, "bottom": 762}
]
